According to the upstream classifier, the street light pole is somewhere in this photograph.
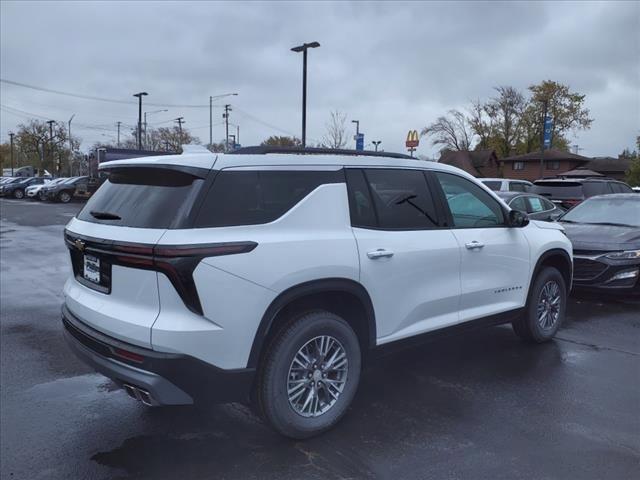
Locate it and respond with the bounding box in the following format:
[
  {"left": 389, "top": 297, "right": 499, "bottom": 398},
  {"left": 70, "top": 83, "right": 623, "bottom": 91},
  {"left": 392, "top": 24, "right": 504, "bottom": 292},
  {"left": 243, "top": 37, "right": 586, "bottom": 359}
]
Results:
[
  {"left": 133, "top": 92, "right": 148, "bottom": 150},
  {"left": 291, "top": 41, "right": 320, "bottom": 148},
  {"left": 116, "top": 121, "right": 121, "bottom": 147},
  {"left": 372, "top": 140, "right": 381, "bottom": 152},
  {"left": 46, "top": 120, "right": 55, "bottom": 174},
  {"left": 9, "top": 132, "right": 14, "bottom": 176}
]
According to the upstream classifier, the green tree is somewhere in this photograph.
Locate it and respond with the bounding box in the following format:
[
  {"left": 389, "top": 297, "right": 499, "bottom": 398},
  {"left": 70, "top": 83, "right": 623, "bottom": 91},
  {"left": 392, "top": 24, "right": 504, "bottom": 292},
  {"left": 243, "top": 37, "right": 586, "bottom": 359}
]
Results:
[
  {"left": 525, "top": 80, "right": 593, "bottom": 151},
  {"left": 13, "top": 119, "right": 74, "bottom": 175},
  {"left": 626, "top": 158, "right": 640, "bottom": 186},
  {"left": 261, "top": 135, "right": 302, "bottom": 147}
]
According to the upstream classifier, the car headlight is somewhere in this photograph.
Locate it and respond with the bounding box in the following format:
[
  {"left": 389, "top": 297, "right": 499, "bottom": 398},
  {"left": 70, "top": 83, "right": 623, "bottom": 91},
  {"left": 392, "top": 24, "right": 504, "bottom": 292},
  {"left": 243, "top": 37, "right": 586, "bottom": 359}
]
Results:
[{"left": 605, "top": 250, "right": 640, "bottom": 260}]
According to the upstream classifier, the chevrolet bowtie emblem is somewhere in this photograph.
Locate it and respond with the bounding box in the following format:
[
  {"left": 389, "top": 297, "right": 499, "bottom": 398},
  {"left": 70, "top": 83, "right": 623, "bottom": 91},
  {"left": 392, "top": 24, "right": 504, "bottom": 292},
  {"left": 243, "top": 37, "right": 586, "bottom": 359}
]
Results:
[{"left": 74, "top": 239, "right": 85, "bottom": 252}]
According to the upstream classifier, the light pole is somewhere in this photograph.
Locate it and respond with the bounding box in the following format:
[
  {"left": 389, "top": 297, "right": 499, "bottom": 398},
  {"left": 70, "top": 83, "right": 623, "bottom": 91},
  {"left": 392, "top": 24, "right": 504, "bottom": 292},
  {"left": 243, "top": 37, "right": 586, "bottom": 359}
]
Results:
[
  {"left": 144, "top": 109, "right": 168, "bottom": 148},
  {"left": 133, "top": 92, "right": 148, "bottom": 150},
  {"left": 291, "top": 41, "right": 320, "bottom": 147},
  {"left": 9, "top": 132, "right": 14, "bottom": 176},
  {"left": 46, "top": 120, "right": 55, "bottom": 173},
  {"left": 372, "top": 140, "right": 381, "bottom": 152}
]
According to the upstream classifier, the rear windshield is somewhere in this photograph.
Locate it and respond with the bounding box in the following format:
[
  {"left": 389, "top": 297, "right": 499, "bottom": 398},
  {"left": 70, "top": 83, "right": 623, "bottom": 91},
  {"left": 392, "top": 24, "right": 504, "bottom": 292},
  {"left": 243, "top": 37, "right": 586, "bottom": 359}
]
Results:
[
  {"left": 481, "top": 181, "right": 502, "bottom": 191},
  {"left": 77, "top": 168, "right": 203, "bottom": 228},
  {"left": 531, "top": 182, "right": 584, "bottom": 198}
]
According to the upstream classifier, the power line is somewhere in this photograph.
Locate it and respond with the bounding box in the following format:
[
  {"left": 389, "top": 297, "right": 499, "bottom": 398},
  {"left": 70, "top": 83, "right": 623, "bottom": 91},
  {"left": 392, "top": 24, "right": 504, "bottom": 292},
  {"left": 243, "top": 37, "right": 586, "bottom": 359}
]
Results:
[
  {"left": 0, "top": 104, "right": 119, "bottom": 132},
  {"left": 1, "top": 78, "right": 235, "bottom": 108}
]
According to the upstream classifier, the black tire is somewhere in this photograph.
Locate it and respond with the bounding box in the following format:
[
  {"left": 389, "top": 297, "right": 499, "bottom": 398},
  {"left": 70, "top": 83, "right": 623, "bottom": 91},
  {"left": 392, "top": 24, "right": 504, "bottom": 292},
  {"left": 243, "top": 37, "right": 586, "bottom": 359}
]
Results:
[
  {"left": 13, "top": 189, "right": 24, "bottom": 199},
  {"left": 255, "top": 310, "right": 361, "bottom": 439},
  {"left": 513, "top": 266, "right": 566, "bottom": 343},
  {"left": 38, "top": 191, "right": 45, "bottom": 201},
  {"left": 58, "top": 191, "right": 72, "bottom": 203}
]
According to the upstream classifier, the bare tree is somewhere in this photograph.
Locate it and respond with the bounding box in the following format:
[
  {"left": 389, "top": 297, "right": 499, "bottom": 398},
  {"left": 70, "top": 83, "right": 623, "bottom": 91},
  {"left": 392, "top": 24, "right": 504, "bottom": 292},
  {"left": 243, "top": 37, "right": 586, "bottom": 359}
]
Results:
[
  {"left": 421, "top": 109, "right": 473, "bottom": 151},
  {"left": 322, "top": 110, "right": 348, "bottom": 149}
]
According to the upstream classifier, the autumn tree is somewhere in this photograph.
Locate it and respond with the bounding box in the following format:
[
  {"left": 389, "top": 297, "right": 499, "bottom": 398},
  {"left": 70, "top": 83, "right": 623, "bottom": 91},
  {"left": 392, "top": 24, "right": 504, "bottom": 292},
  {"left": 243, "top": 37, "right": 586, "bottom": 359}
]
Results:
[
  {"left": 261, "top": 136, "right": 302, "bottom": 147},
  {"left": 322, "top": 110, "right": 348, "bottom": 149},
  {"left": 13, "top": 119, "right": 76, "bottom": 174},
  {"left": 421, "top": 109, "right": 473, "bottom": 151}
]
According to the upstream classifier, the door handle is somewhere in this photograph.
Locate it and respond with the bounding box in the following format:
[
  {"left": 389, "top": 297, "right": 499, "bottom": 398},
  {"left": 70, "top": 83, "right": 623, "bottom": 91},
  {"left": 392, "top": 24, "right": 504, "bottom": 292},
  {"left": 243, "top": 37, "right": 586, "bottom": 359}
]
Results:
[
  {"left": 465, "top": 241, "right": 485, "bottom": 250},
  {"left": 367, "top": 249, "right": 394, "bottom": 259}
]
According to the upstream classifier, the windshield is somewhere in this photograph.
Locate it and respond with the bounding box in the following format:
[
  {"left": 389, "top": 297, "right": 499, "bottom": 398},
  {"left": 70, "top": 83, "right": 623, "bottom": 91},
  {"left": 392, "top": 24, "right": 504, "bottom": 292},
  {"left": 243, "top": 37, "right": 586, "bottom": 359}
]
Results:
[{"left": 560, "top": 197, "right": 640, "bottom": 227}]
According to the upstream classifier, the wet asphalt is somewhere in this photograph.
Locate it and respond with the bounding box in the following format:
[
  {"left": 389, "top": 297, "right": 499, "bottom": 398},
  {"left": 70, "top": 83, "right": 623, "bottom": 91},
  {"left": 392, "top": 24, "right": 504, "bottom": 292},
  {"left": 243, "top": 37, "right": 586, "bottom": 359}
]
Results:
[{"left": 1, "top": 197, "right": 639, "bottom": 480}]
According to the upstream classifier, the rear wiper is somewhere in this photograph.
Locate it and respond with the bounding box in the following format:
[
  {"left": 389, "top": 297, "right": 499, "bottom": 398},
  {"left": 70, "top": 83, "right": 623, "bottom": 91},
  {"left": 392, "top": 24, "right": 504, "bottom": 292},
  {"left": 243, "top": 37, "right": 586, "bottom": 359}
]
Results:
[{"left": 90, "top": 211, "right": 121, "bottom": 220}]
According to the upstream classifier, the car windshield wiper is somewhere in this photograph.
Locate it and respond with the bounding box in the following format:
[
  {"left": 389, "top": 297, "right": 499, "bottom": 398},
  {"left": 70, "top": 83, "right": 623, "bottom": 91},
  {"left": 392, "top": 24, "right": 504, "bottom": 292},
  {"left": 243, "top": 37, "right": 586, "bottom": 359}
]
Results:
[
  {"left": 90, "top": 211, "right": 121, "bottom": 220},
  {"left": 584, "top": 222, "right": 634, "bottom": 228}
]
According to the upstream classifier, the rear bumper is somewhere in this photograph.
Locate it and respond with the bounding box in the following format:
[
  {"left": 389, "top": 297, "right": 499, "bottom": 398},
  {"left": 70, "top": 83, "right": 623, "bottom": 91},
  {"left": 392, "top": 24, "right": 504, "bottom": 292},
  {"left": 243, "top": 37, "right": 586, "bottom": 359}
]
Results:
[{"left": 62, "top": 304, "right": 255, "bottom": 405}]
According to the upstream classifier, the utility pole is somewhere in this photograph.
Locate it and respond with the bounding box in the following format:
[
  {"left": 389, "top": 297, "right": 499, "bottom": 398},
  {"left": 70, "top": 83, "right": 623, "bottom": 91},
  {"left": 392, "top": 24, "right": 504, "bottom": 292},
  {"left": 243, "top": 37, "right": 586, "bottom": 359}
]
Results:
[
  {"left": 9, "top": 132, "right": 14, "bottom": 176},
  {"left": 291, "top": 41, "right": 320, "bottom": 147},
  {"left": 236, "top": 125, "right": 240, "bottom": 145},
  {"left": 209, "top": 96, "right": 213, "bottom": 147},
  {"left": 223, "top": 104, "right": 232, "bottom": 151},
  {"left": 539, "top": 99, "right": 548, "bottom": 179},
  {"left": 116, "top": 121, "right": 121, "bottom": 147},
  {"left": 175, "top": 117, "right": 184, "bottom": 135},
  {"left": 47, "top": 120, "right": 55, "bottom": 174},
  {"left": 228, "top": 134, "right": 236, "bottom": 149},
  {"left": 372, "top": 140, "right": 381, "bottom": 152},
  {"left": 133, "top": 92, "right": 148, "bottom": 150}
]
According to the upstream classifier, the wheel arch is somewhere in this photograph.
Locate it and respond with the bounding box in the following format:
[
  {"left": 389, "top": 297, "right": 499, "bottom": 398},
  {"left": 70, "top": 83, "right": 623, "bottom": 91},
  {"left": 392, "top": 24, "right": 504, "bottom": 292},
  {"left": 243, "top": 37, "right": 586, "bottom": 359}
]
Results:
[
  {"left": 532, "top": 248, "right": 573, "bottom": 293},
  {"left": 247, "top": 278, "right": 376, "bottom": 369}
]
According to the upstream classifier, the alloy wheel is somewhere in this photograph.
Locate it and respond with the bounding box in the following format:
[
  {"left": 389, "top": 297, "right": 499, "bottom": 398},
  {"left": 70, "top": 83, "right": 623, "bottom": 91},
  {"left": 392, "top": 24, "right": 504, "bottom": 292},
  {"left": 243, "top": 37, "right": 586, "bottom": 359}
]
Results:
[
  {"left": 287, "top": 335, "right": 348, "bottom": 418},
  {"left": 537, "top": 280, "right": 561, "bottom": 330}
]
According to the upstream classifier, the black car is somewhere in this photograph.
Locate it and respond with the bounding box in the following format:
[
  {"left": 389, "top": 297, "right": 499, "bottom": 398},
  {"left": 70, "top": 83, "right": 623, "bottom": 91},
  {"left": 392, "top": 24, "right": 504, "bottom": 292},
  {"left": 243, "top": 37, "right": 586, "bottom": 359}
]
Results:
[
  {"left": 43, "top": 176, "right": 88, "bottom": 203},
  {"left": 495, "top": 191, "right": 565, "bottom": 221},
  {"left": 532, "top": 178, "right": 633, "bottom": 210},
  {"left": 0, "top": 177, "right": 47, "bottom": 199},
  {"left": 558, "top": 194, "right": 640, "bottom": 295}
]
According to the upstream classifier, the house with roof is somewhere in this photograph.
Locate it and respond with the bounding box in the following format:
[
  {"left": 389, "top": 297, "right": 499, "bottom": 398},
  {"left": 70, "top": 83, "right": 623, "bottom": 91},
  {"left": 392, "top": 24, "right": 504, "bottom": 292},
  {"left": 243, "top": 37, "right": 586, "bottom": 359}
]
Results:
[
  {"left": 438, "top": 150, "right": 500, "bottom": 178},
  {"left": 583, "top": 156, "right": 632, "bottom": 181},
  {"left": 499, "top": 149, "right": 591, "bottom": 181}
]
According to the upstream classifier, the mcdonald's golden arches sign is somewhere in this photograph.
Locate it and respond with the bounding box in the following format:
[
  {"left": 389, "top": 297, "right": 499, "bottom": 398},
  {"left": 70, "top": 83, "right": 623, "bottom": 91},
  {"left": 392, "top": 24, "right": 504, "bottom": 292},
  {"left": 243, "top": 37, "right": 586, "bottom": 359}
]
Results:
[{"left": 405, "top": 130, "right": 419, "bottom": 148}]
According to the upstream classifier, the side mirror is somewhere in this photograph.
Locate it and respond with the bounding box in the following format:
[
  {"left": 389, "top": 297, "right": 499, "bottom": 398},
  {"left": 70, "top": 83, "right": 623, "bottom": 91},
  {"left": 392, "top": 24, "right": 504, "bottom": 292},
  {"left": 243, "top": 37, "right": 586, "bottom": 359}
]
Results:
[{"left": 508, "top": 209, "right": 529, "bottom": 228}]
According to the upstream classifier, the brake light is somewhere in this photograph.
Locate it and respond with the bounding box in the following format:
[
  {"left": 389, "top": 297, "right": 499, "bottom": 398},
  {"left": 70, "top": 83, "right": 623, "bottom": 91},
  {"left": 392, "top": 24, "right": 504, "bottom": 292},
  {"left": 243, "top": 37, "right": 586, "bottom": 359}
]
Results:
[{"left": 563, "top": 199, "right": 582, "bottom": 207}]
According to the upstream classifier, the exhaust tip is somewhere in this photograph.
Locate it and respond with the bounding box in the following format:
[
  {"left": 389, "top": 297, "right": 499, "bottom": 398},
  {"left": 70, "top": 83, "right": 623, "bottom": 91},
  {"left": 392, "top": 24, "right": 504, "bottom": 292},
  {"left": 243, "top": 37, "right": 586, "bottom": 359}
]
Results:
[
  {"left": 123, "top": 383, "right": 154, "bottom": 406},
  {"left": 138, "top": 389, "right": 153, "bottom": 406},
  {"left": 123, "top": 384, "right": 138, "bottom": 400}
]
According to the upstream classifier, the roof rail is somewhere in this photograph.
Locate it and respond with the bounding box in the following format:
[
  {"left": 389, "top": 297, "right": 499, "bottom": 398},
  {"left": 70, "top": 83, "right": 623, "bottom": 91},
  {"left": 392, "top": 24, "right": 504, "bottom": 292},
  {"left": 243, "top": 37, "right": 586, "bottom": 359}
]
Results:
[{"left": 228, "top": 146, "right": 414, "bottom": 160}]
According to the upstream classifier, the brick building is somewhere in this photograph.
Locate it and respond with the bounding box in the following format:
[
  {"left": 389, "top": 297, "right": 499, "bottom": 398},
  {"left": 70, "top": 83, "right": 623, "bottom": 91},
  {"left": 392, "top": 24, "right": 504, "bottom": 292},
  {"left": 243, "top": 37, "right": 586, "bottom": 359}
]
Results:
[
  {"left": 499, "top": 149, "right": 591, "bottom": 181},
  {"left": 583, "top": 157, "right": 632, "bottom": 181},
  {"left": 438, "top": 150, "right": 500, "bottom": 177}
]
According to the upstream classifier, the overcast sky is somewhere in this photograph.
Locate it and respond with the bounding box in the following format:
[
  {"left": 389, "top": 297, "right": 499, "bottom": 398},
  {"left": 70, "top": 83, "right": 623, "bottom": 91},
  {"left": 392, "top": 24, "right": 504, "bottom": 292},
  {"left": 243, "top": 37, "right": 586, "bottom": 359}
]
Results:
[{"left": 1, "top": 1, "right": 638, "bottom": 158}]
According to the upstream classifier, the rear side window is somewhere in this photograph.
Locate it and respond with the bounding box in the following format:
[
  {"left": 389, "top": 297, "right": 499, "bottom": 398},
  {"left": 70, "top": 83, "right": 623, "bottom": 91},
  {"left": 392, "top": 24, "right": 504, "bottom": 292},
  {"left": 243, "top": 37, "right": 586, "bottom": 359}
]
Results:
[
  {"left": 582, "top": 182, "right": 609, "bottom": 197},
  {"left": 194, "top": 170, "right": 341, "bottom": 228},
  {"left": 509, "top": 196, "right": 527, "bottom": 211},
  {"left": 77, "top": 168, "right": 203, "bottom": 228},
  {"left": 482, "top": 181, "right": 502, "bottom": 191},
  {"left": 509, "top": 182, "right": 527, "bottom": 192},
  {"left": 526, "top": 196, "right": 548, "bottom": 213},
  {"left": 345, "top": 169, "right": 377, "bottom": 228},
  {"left": 358, "top": 169, "right": 439, "bottom": 230}
]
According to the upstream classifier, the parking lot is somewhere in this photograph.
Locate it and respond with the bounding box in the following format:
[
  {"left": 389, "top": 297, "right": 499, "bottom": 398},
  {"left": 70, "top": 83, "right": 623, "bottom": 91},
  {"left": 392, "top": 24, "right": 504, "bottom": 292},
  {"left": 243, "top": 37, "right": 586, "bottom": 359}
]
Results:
[{"left": 1, "top": 197, "right": 639, "bottom": 480}]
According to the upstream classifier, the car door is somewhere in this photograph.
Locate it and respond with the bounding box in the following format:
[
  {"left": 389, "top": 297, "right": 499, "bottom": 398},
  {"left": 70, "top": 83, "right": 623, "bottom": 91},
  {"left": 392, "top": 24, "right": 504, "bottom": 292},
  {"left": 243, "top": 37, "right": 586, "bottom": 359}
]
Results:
[
  {"left": 433, "top": 172, "right": 530, "bottom": 323},
  {"left": 346, "top": 168, "right": 461, "bottom": 345}
]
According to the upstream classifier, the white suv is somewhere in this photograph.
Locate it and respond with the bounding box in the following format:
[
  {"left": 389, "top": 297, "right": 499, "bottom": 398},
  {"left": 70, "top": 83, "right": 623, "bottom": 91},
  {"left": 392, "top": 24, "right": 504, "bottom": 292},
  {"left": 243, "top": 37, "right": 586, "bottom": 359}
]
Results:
[{"left": 62, "top": 147, "right": 572, "bottom": 438}]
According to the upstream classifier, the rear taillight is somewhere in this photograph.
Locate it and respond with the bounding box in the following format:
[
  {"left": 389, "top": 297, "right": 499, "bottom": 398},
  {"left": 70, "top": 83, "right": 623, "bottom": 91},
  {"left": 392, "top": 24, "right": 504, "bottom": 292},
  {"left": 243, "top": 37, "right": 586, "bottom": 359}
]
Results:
[
  {"left": 65, "top": 231, "right": 257, "bottom": 316},
  {"left": 113, "top": 347, "right": 145, "bottom": 363},
  {"left": 563, "top": 199, "right": 582, "bottom": 208}
]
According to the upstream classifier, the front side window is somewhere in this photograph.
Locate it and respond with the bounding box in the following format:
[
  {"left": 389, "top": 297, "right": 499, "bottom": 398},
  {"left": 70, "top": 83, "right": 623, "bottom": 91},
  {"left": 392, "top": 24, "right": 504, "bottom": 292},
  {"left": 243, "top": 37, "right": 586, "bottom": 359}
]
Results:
[
  {"left": 510, "top": 196, "right": 528, "bottom": 211},
  {"left": 195, "top": 170, "right": 340, "bottom": 228},
  {"left": 512, "top": 161, "right": 525, "bottom": 171},
  {"left": 435, "top": 172, "right": 505, "bottom": 228}
]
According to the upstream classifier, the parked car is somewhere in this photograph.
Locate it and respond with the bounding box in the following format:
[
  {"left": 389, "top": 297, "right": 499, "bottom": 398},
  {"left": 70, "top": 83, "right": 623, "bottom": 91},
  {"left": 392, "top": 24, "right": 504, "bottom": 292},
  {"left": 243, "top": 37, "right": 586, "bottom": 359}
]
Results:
[
  {"left": 74, "top": 176, "right": 104, "bottom": 199},
  {"left": 0, "top": 176, "right": 47, "bottom": 199},
  {"left": 531, "top": 178, "right": 633, "bottom": 210},
  {"left": 481, "top": 178, "right": 533, "bottom": 192},
  {"left": 495, "top": 192, "right": 565, "bottom": 222},
  {"left": 557, "top": 194, "right": 639, "bottom": 295},
  {"left": 43, "top": 176, "right": 87, "bottom": 203},
  {"left": 0, "top": 177, "right": 18, "bottom": 184},
  {"left": 26, "top": 177, "right": 65, "bottom": 200},
  {"left": 62, "top": 147, "right": 572, "bottom": 439}
]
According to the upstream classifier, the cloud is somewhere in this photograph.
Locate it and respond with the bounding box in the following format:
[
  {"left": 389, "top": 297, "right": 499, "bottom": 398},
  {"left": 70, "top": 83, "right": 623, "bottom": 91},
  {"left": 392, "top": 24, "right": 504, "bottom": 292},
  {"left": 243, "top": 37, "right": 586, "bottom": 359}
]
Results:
[{"left": 1, "top": 0, "right": 638, "bottom": 157}]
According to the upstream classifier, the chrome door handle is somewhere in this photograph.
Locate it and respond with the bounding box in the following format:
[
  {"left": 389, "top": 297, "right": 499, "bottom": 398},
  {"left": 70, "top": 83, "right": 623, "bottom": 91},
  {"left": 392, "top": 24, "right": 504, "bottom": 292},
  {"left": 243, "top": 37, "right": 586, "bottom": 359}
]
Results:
[
  {"left": 465, "top": 241, "right": 484, "bottom": 250},
  {"left": 367, "top": 249, "right": 394, "bottom": 259}
]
